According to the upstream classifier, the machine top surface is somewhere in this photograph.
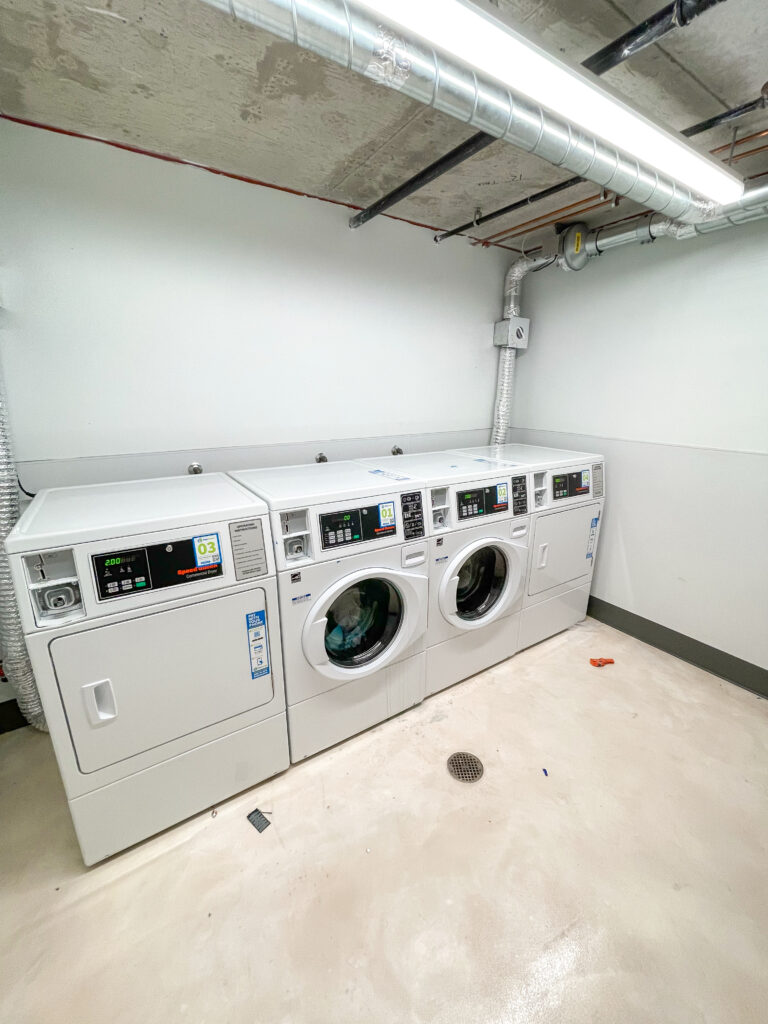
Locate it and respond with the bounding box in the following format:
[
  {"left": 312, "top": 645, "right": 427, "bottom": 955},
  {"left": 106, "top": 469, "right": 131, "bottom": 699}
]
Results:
[
  {"left": 6, "top": 473, "right": 266, "bottom": 552},
  {"left": 455, "top": 444, "right": 603, "bottom": 468},
  {"left": 230, "top": 461, "right": 424, "bottom": 511},
  {"left": 355, "top": 451, "right": 516, "bottom": 484}
]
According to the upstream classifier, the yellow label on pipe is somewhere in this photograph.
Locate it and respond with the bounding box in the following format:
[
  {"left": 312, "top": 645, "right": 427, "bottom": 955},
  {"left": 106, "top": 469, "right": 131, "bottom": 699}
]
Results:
[{"left": 574, "top": 231, "right": 582, "bottom": 254}]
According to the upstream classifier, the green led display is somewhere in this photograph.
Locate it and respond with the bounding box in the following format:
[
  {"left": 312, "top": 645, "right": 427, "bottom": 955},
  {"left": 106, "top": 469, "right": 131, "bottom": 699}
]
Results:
[{"left": 104, "top": 557, "right": 122, "bottom": 566}]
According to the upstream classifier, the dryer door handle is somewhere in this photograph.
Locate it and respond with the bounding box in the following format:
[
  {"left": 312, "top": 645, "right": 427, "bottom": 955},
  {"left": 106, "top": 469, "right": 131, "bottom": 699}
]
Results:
[
  {"left": 82, "top": 679, "right": 117, "bottom": 727},
  {"left": 536, "top": 543, "right": 549, "bottom": 570}
]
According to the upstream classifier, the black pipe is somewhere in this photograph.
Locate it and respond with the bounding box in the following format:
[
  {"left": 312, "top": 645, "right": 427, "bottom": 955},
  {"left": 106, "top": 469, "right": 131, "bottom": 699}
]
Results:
[
  {"left": 434, "top": 92, "right": 765, "bottom": 244},
  {"left": 348, "top": 133, "right": 496, "bottom": 229},
  {"left": 583, "top": 0, "right": 726, "bottom": 76},
  {"left": 681, "top": 91, "right": 767, "bottom": 136},
  {"left": 349, "top": 0, "right": 727, "bottom": 230}
]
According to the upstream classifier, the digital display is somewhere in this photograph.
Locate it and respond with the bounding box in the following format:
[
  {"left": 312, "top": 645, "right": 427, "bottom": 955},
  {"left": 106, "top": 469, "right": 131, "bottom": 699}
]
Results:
[
  {"left": 457, "top": 482, "right": 509, "bottom": 520},
  {"left": 320, "top": 502, "right": 397, "bottom": 550},
  {"left": 553, "top": 470, "right": 591, "bottom": 501}
]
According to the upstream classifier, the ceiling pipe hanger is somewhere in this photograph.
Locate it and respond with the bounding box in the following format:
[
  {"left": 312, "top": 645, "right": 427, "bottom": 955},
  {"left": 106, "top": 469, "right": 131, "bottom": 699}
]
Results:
[
  {"left": 435, "top": 87, "right": 768, "bottom": 244},
  {"left": 347, "top": 0, "right": 729, "bottom": 231}
]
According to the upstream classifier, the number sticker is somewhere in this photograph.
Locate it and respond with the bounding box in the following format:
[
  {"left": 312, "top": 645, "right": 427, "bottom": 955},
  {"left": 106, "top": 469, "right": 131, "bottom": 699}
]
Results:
[
  {"left": 192, "top": 533, "right": 221, "bottom": 568},
  {"left": 378, "top": 501, "right": 396, "bottom": 529}
]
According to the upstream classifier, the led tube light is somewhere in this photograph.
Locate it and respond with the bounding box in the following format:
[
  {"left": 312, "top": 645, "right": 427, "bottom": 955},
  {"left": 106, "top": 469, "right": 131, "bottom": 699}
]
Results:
[{"left": 356, "top": 0, "right": 744, "bottom": 205}]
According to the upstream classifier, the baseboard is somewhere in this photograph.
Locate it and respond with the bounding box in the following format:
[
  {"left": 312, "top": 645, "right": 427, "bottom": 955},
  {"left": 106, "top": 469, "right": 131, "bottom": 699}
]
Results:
[
  {"left": 0, "top": 699, "right": 27, "bottom": 734},
  {"left": 588, "top": 597, "right": 767, "bottom": 699}
]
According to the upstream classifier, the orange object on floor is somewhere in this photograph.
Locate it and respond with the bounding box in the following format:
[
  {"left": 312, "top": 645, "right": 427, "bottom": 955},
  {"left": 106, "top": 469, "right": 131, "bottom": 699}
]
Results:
[{"left": 590, "top": 658, "right": 615, "bottom": 668}]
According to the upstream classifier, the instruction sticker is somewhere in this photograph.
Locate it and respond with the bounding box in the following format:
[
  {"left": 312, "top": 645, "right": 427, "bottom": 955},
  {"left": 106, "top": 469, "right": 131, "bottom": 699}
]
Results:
[
  {"left": 368, "top": 468, "right": 412, "bottom": 482},
  {"left": 586, "top": 514, "right": 600, "bottom": 561},
  {"left": 245, "top": 610, "right": 270, "bottom": 680},
  {"left": 193, "top": 533, "right": 221, "bottom": 568}
]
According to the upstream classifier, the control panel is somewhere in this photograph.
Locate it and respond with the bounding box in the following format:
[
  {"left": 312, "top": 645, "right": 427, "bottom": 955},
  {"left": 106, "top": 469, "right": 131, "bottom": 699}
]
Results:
[
  {"left": 511, "top": 475, "right": 528, "bottom": 516},
  {"left": 553, "top": 469, "right": 591, "bottom": 501},
  {"left": 92, "top": 533, "right": 223, "bottom": 601},
  {"left": 457, "top": 481, "right": 509, "bottom": 520},
  {"left": 320, "top": 501, "right": 396, "bottom": 550},
  {"left": 400, "top": 491, "right": 425, "bottom": 540}
]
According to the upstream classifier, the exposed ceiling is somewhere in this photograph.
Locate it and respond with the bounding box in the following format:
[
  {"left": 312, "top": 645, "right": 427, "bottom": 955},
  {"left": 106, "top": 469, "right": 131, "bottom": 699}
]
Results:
[{"left": 1, "top": 0, "right": 767, "bottom": 252}]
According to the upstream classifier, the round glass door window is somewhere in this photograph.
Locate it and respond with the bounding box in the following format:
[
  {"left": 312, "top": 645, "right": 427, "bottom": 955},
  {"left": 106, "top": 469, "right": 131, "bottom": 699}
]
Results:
[
  {"left": 455, "top": 546, "right": 507, "bottom": 621},
  {"left": 324, "top": 578, "right": 403, "bottom": 667}
]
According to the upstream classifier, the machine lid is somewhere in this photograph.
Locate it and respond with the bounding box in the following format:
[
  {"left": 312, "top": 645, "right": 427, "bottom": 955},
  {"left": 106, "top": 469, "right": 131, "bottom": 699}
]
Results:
[
  {"left": 6, "top": 473, "right": 266, "bottom": 553},
  {"left": 230, "top": 461, "right": 423, "bottom": 511},
  {"left": 454, "top": 444, "right": 603, "bottom": 469},
  {"left": 355, "top": 451, "right": 513, "bottom": 484}
]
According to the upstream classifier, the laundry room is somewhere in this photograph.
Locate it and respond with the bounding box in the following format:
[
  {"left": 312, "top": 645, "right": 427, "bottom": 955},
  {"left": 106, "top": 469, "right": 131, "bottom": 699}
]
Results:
[{"left": 0, "top": 1, "right": 766, "bottom": 1021}]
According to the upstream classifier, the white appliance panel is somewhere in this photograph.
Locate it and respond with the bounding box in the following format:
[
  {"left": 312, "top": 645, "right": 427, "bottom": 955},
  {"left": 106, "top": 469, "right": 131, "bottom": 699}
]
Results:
[
  {"left": 52, "top": 588, "right": 274, "bottom": 773},
  {"left": 528, "top": 503, "right": 601, "bottom": 597}
]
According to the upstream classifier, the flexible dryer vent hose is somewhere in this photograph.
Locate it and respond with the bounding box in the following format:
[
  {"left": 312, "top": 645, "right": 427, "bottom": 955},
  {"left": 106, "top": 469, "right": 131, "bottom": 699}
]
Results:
[{"left": 0, "top": 367, "right": 46, "bottom": 730}]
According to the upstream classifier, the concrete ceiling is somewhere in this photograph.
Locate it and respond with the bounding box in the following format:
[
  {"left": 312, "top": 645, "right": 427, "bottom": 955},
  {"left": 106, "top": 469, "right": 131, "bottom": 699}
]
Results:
[{"left": 1, "top": 0, "right": 767, "bottom": 252}]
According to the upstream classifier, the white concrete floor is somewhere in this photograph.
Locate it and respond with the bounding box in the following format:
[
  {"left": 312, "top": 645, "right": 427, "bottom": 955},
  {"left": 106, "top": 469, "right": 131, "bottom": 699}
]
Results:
[{"left": 2, "top": 618, "right": 767, "bottom": 1024}]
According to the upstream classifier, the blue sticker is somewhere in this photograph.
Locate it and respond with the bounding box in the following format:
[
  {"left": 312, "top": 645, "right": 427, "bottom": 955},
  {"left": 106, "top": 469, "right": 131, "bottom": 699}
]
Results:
[
  {"left": 245, "top": 610, "right": 270, "bottom": 680},
  {"left": 591, "top": 516, "right": 599, "bottom": 528}
]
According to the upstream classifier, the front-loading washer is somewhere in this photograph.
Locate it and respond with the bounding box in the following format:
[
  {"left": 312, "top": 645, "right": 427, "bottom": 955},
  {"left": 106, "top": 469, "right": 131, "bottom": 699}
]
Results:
[
  {"left": 229, "top": 462, "right": 429, "bottom": 761},
  {"left": 7, "top": 473, "right": 289, "bottom": 864},
  {"left": 355, "top": 452, "right": 530, "bottom": 694},
  {"left": 453, "top": 444, "right": 606, "bottom": 648}
]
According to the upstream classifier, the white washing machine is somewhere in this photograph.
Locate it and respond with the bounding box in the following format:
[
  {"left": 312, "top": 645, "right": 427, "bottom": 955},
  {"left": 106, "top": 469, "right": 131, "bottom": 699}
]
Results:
[
  {"left": 454, "top": 445, "right": 605, "bottom": 649},
  {"left": 7, "top": 474, "right": 289, "bottom": 865},
  {"left": 355, "top": 452, "right": 530, "bottom": 695},
  {"left": 229, "top": 463, "right": 429, "bottom": 761}
]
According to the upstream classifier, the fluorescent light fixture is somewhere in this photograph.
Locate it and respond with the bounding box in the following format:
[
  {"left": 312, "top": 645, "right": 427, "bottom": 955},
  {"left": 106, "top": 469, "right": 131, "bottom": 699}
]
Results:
[{"left": 356, "top": 0, "right": 744, "bottom": 206}]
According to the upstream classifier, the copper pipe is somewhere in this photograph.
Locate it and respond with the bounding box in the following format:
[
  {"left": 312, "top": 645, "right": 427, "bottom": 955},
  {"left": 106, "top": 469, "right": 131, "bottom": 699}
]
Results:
[
  {"left": 477, "top": 191, "right": 604, "bottom": 243},
  {"left": 729, "top": 142, "right": 768, "bottom": 162},
  {"left": 478, "top": 198, "right": 614, "bottom": 246},
  {"left": 711, "top": 127, "right": 768, "bottom": 154}
]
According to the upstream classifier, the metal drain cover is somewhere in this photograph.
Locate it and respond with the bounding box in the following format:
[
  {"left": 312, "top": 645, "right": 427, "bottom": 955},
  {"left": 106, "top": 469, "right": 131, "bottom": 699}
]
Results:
[{"left": 447, "top": 751, "right": 484, "bottom": 783}]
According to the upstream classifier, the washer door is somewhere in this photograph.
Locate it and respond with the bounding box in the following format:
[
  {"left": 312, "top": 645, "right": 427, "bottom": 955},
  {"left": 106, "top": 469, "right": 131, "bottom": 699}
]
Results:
[
  {"left": 438, "top": 538, "right": 524, "bottom": 631},
  {"left": 302, "top": 568, "right": 425, "bottom": 680}
]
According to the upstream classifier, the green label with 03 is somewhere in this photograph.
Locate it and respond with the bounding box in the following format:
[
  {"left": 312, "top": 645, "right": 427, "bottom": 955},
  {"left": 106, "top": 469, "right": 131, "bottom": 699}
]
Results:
[{"left": 192, "top": 533, "right": 221, "bottom": 568}]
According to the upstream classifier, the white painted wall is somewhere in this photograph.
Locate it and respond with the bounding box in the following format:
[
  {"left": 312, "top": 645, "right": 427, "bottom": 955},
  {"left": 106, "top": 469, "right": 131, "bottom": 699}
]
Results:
[
  {"left": 0, "top": 120, "right": 507, "bottom": 467},
  {"left": 513, "top": 220, "right": 768, "bottom": 669}
]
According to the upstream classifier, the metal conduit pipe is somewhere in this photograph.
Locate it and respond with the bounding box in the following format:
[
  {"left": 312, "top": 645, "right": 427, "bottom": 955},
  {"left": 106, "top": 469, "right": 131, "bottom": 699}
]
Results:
[
  {"left": 491, "top": 255, "right": 551, "bottom": 444},
  {"left": 203, "top": 0, "right": 720, "bottom": 224},
  {"left": 490, "top": 180, "right": 768, "bottom": 442},
  {"left": 0, "top": 362, "right": 46, "bottom": 730}
]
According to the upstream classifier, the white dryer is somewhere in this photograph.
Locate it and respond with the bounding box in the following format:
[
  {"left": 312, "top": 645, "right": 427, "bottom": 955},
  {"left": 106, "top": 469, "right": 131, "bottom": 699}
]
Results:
[
  {"left": 454, "top": 445, "right": 605, "bottom": 649},
  {"left": 355, "top": 452, "right": 530, "bottom": 695},
  {"left": 7, "top": 474, "right": 289, "bottom": 865},
  {"left": 229, "top": 463, "right": 429, "bottom": 761}
]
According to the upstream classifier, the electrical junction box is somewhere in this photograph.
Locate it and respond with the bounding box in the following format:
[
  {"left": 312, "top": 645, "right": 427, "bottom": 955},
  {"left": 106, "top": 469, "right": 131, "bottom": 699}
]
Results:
[{"left": 493, "top": 316, "right": 530, "bottom": 349}]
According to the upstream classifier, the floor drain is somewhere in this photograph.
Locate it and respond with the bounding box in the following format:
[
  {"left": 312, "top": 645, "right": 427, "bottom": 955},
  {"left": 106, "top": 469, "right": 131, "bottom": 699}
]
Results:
[{"left": 447, "top": 751, "right": 484, "bottom": 783}]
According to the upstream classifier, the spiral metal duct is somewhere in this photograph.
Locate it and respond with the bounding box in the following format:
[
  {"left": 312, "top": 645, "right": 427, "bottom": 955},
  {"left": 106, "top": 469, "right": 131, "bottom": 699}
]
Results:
[
  {"left": 202, "top": 0, "right": 726, "bottom": 224},
  {"left": 0, "top": 365, "right": 46, "bottom": 731}
]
